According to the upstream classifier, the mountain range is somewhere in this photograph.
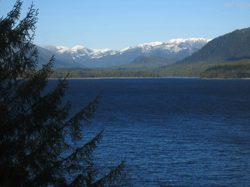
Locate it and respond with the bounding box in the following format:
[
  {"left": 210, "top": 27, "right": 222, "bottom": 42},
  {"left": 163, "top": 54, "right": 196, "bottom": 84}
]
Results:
[
  {"left": 37, "top": 26, "right": 250, "bottom": 77},
  {"left": 38, "top": 38, "right": 210, "bottom": 69}
]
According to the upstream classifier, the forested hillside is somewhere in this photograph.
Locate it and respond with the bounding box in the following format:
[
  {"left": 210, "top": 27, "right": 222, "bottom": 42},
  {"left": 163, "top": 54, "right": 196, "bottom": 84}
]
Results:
[
  {"left": 50, "top": 69, "right": 159, "bottom": 78},
  {"left": 158, "top": 27, "right": 250, "bottom": 77},
  {"left": 200, "top": 59, "right": 250, "bottom": 78},
  {"left": 50, "top": 56, "right": 176, "bottom": 78},
  {"left": 112, "top": 56, "right": 178, "bottom": 70}
]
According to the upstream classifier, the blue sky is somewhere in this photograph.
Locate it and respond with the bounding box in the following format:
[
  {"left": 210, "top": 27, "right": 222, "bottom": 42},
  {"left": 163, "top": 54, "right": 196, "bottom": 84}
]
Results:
[{"left": 1, "top": 0, "right": 250, "bottom": 50}]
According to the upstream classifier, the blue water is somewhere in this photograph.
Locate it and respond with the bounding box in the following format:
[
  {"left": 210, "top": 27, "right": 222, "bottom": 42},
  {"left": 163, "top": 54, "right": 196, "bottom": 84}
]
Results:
[{"left": 48, "top": 78, "right": 250, "bottom": 186}]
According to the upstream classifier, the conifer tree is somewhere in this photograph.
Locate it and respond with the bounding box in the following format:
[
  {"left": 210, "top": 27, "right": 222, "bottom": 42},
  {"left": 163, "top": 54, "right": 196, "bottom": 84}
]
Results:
[{"left": 0, "top": 1, "right": 125, "bottom": 186}]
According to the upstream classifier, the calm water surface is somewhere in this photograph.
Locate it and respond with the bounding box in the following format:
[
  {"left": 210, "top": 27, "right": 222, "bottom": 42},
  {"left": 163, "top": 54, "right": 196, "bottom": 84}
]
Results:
[{"left": 48, "top": 78, "right": 250, "bottom": 186}]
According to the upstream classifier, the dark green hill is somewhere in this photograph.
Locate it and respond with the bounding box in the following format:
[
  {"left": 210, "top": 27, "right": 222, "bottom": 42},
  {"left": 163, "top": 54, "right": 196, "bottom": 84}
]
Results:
[
  {"left": 200, "top": 59, "right": 250, "bottom": 78},
  {"left": 158, "top": 27, "right": 250, "bottom": 77},
  {"left": 111, "top": 55, "right": 178, "bottom": 71}
]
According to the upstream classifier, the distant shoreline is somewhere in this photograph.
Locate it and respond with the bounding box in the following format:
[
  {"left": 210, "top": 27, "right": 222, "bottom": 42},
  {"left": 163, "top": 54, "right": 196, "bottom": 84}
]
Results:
[
  {"left": 48, "top": 77, "right": 161, "bottom": 79},
  {"left": 201, "top": 78, "right": 250, "bottom": 80},
  {"left": 48, "top": 77, "right": 250, "bottom": 80}
]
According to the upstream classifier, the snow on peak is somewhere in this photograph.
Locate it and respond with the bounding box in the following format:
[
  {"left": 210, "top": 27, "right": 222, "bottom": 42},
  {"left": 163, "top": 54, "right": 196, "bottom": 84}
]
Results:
[
  {"left": 137, "top": 41, "right": 163, "bottom": 47},
  {"left": 130, "top": 41, "right": 164, "bottom": 53},
  {"left": 55, "top": 46, "right": 70, "bottom": 53},
  {"left": 118, "top": 38, "right": 210, "bottom": 54},
  {"left": 119, "top": 47, "right": 131, "bottom": 53},
  {"left": 41, "top": 37, "right": 210, "bottom": 60},
  {"left": 89, "top": 48, "right": 117, "bottom": 58},
  {"left": 167, "top": 38, "right": 209, "bottom": 44},
  {"left": 71, "top": 45, "right": 87, "bottom": 52},
  {"left": 92, "top": 48, "right": 113, "bottom": 53},
  {"left": 167, "top": 38, "right": 184, "bottom": 43}
]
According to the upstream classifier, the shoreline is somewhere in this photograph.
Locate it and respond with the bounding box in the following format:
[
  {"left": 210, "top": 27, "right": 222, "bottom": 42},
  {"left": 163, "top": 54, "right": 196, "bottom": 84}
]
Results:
[
  {"left": 47, "top": 77, "right": 250, "bottom": 80},
  {"left": 201, "top": 77, "right": 250, "bottom": 80},
  {"left": 48, "top": 77, "right": 161, "bottom": 79}
]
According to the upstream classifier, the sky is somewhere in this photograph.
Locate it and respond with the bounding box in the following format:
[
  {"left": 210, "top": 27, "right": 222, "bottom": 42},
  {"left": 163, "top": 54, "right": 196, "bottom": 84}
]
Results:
[{"left": 1, "top": 0, "right": 250, "bottom": 50}]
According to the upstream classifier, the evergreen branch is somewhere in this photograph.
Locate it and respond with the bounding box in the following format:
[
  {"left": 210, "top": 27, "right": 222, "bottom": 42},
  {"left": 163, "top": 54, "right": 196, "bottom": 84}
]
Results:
[
  {"left": 29, "top": 130, "right": 103, "bottom": 186},
  {"left": 0, "top": 56, "right": 55, "bottom": 134},
  {"left": 64, "top": 90, "right": 103, "bottom": 128},
  {"left": 92, "top": 159, "right": 126, "bottom": 187}
]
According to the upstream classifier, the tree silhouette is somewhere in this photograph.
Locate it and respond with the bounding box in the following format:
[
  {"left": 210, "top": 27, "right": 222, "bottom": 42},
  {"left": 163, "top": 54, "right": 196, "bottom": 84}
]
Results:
[{"left": 0, "top": 1, "right": 125, "bottom": 186}]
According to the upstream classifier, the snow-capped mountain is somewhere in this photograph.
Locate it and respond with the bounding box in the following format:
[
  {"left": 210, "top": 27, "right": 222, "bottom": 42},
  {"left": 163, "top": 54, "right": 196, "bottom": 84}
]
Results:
[
  {"left": 42, "top": 45, "right": 117, "bottom": 59},
  {"left": 123, "top": 38, "right": 210, "bottom": 55},
  {"left": 41, "top": 38, "right": 210, "bottom": 68}
]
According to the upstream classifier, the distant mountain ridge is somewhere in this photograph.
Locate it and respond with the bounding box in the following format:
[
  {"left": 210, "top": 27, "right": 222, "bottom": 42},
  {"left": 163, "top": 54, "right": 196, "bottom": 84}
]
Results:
[
  {"left": 40, "top": 38, "right": 210, "bottom": 68},
  {"left": 111, "top": 56, "right": 178, "bottom": 71},
  {"left": 36, "top": 45, "right": 84, "bottom": 69},
  {"left": 158, "top": 27, "right": 250, "bottom": 77}
]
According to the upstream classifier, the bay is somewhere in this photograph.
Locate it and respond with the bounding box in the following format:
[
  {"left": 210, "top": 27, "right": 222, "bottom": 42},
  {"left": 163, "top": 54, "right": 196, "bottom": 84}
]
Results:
[{"left": 48, "top": 78, "right": 250, "bottom": 186}]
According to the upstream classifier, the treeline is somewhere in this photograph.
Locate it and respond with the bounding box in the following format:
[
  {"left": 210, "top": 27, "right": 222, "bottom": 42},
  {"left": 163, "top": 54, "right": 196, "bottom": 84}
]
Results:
[
  {"left": 50, "top": 69, "right": 159, "bottom": 78},
  {"left": 158, "top": 62, "right": 208, "bottom": 77},
  {"left": 200, "top": 59, "right": 250, "bottom": 78},
  {"left": 112, "top": 56, "right": 178, "bottom": 71}
]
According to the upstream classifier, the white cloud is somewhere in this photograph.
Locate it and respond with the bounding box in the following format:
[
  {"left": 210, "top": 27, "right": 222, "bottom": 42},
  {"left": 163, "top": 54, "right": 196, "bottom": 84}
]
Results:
[
  {"left": 224, "top": 1, "right": 250, "bottom": 8},
  {"left": 236, "top": 2, "right": 249, "bottom": 8},
  {"left": 224, "top": 2, "right": 235, "bottom": 7}
]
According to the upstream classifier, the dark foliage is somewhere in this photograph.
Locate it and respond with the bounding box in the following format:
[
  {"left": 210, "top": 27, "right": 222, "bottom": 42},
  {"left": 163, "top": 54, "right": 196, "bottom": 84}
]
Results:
[
  {"left": 50, "top": 69, "right": 159, "bottom": 78},
  {"left": 200, "top": 59, "right": 250, "bottom": 78},
  {"left": 0, "top": 1, "right": 125, "bottom": 186}
]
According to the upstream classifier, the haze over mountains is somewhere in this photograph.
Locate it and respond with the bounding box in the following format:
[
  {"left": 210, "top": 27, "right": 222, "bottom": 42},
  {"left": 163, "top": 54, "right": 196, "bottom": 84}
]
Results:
[{"left": 38, "top": 38, "right": 210, "bottom": 69}]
